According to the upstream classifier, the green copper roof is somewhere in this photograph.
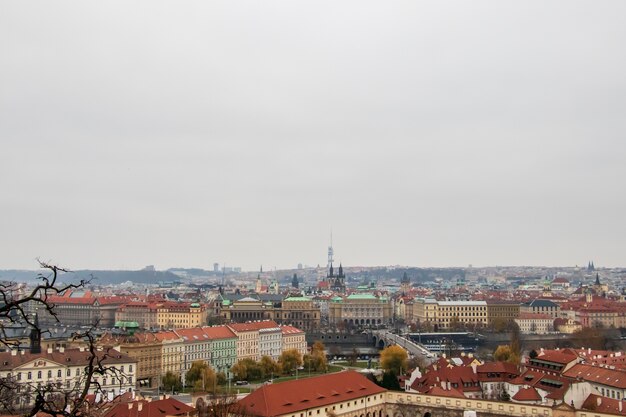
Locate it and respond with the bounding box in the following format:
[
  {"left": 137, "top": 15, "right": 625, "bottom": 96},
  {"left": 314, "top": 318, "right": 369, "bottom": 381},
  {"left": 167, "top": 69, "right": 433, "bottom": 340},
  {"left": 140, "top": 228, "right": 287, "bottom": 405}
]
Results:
[
  {"left": 222, "top": 300, "right": 231, "bottom": 306},
  {"left": 115, "top": 321, "right": 139, "bottom": 328},
  {"left": 347, "top": 293, "right": 377, "bottom": 300},
  {"left": 331, "top": 296, "right": 343, "bottom": 302}
]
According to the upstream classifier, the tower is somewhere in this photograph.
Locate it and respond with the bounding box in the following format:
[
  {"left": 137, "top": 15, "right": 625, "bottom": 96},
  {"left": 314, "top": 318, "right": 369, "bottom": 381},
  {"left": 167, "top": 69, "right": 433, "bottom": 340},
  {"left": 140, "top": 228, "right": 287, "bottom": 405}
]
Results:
[
  {"left": 400, "top": 272, "right": 411, "bottom": 294},
  {"left": 30, "top": 314, "right": 41, "bottom": 354},
  {"left": 327, "top": 232, "right": 334, "bottom": 269}
]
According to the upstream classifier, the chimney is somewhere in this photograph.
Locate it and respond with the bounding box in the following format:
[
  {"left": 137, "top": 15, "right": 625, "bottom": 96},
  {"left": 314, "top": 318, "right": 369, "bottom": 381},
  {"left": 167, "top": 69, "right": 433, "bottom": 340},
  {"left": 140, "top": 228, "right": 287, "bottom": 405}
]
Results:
[
  {"left": 20, "top": 350, "right": 25, "bottom": 355},
  {"left": 128, "top": 403, "right": 133, "bottom": 410},
  {"left": 137, "top": 403, "right": 143, "bottom": 412},
  {"left": 619, "top": 401, "right": 623, "bottom": 412},
  {"left": 597, "top": 397, "right": 602, "bottom": 407},
  {"left": 11, "top": 350, "right": 17, "bottom": 356},
  {"left": 588, "top": 348, "right": 591, "bottom": 354},
  {"left": 79, "top": 347, "right": 85, "bottom": 352},
  {"left": 471, "top": 363, "right": 477, "bottom": 374}
]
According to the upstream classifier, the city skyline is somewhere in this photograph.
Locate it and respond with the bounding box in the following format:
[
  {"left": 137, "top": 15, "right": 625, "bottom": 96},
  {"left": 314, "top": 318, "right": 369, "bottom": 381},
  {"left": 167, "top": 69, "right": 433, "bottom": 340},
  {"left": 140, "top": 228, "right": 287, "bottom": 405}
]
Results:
[{"left": 2, "top": 1, "right": 625, "bottom": 271}]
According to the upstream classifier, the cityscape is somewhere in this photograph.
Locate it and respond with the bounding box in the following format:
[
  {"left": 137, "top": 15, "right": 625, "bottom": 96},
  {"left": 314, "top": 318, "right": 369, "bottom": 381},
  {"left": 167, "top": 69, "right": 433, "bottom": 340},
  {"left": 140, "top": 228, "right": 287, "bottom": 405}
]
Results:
[{"left": 2, "top": 1, "right": 626, "bottom": 417}]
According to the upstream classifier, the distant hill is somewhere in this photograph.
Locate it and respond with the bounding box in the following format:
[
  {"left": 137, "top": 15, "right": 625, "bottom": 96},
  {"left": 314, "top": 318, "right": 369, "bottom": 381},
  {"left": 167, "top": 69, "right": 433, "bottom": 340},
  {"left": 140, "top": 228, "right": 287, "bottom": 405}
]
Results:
[{"left": 0, "top": 269, "right": 183, "bottom": 285}]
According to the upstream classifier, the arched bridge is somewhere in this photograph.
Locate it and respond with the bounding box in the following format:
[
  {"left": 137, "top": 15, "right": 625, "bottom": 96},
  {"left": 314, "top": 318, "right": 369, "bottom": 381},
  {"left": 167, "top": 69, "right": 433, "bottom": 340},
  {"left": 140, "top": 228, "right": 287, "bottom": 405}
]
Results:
[{"left": 371, "top": 331, "right": 435, "bottom": 364}]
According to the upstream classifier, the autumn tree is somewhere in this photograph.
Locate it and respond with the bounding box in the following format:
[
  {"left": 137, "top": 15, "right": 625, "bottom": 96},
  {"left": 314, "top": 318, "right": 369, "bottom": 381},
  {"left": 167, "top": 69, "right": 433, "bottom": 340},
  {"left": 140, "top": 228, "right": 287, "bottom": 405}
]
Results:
[
  {"left": 279, "top": 349, "right": 303, "bottom": 374},
  {"left": 162, "top": 371, "right": 182, "bottom": 393},
  {"left": 493, "top": 345, "right": 520, "bottom": 365},
  {"left": 259, "top": 356, "right": 281, "bottom": 378},
  {"left": 186, "top": 361, "right": 218, "bottom": 392},
  {"left": 380, "top": 345, "right": 408, "bottom": 376}
]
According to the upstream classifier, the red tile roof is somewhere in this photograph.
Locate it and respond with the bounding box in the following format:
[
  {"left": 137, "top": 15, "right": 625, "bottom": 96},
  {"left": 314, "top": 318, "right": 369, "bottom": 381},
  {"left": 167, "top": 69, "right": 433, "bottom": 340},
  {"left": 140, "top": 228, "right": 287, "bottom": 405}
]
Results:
[
  {"left": 201, "top": 325, "right": 237, "bottom": 339},
  {"left": 562, "top": 363, "right": 626, "bottom": 389},
  {"left": 581, "top": 394, "right": 626, "bottom": 415},
  {"left": 512, "top": 387, "right": 541, "bottom": 402},
  {"left": 236, "top": 371, "right": 385, "bottom": 417},
  {"left": 104, "top": 398, "right": 194, "bottom": 417}
]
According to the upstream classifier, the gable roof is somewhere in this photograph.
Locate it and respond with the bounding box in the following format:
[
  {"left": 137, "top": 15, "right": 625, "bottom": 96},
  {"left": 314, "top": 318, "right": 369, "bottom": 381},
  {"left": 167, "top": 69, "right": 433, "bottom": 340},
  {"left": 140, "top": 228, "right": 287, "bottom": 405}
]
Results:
[
  {"left": 104, "top": 398, "right": 194, "bottom": 417},
  {"left": 236, "top": 371, "right": 385, "bottom": 417}
]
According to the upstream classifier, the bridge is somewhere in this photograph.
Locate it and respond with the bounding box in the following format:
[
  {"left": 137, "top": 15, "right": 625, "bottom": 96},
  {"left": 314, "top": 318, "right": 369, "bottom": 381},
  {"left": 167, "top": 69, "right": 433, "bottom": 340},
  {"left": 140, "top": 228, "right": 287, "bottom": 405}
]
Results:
[{"left": 371, "top": 330, "right": 435, "bottom": 364}]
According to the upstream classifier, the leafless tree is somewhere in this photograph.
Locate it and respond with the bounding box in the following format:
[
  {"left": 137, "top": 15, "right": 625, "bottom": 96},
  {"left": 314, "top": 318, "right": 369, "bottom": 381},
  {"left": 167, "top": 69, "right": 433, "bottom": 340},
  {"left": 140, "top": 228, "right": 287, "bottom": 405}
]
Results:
[{"left": 0, "top": 261, "right": 130, "bottom": 417}]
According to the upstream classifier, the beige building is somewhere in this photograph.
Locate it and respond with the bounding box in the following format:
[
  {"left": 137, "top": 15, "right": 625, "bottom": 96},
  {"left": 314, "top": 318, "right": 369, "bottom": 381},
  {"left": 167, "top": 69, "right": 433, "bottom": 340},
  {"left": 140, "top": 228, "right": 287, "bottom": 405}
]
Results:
[
  {"left": 154, "top": 330, "right": 184, "bottom": 377},
  {"left": 328, "top": 293, "right": 392, "bottom": 327},
  {"left": 414, "top": 299, "right": 488, "bottom": 330},
  {"left": 276, "top": 296, "right": 320, "bottom": 332},
  {"left": 0, "top": 347, "right": 136, "bottom": 411},
  {"left": 280, "top": 325, "right": 307, "bottom": 357},
  {"left": 227, "top": 322, "right": 260, "bottom": 362},
  {"left": 157, "top": 302, "right": 207, "bottom": 329},
  {"left": 99, "top": 332, "right": 162, "bottom": 388},
  {"left": 486, "top": 300, "right": 520, "bottom": 326}
]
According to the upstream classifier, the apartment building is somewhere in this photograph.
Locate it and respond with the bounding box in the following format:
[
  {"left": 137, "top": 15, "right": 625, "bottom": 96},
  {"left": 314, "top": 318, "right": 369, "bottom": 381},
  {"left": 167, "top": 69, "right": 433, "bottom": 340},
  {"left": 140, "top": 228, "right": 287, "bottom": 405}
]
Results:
[
  {"left": 0, "top": 347, "right": 136, "bottom": 411},
  {"left": 414, "top": 299, "right": 488, "bottom": 330},
  {"left": 227, "top": 322, "right": 260, "bottom": 362},
  {"left": 280, "top": 325, "right": 307, "bottom": 358},
  {"left": 154, "top": 330, "right": 184, "bottom": 377}
]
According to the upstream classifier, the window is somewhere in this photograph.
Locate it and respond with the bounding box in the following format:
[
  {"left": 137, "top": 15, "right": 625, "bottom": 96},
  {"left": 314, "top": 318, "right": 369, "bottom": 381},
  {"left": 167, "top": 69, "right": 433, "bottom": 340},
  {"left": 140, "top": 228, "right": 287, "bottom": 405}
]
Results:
[
  {"left": 38, "top": 371, "right": 42, "bottom": 379},
  {"left": 57, "top": 370, "right": 62, "bottom": 378},
  {"left": 28, "top": 372, "right": 32, "bottom": 380}
]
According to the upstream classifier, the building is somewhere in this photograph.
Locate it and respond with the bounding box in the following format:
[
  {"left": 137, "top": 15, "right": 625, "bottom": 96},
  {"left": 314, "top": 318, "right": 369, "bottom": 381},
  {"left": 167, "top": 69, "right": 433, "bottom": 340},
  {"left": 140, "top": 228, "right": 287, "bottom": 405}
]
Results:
[
  {"left": 251, "top": 321, "right": 282, "bottom": 361},
  {"left": 201, "top": 325, "right": 238, "bottom": 374},
  {"left": 323, "top": 263, "right": 346, "bottom": 293},
  {"left": 154, "top": 330, "right": 184, "bottom": 377},
  {"left": 0, "top": 347, "right": 136, "bottom": 411},
  {"left": 515, "top": 313, "right": 554, "bottom": 334},
  {"left": 227, "top": 322, "right": 260, "bottom": 362},
  {"left": 156, "top": 302, "right": 207, "bottom": 329},
  {"left": 236, "top": 371, "right": 386, "bottom": 417},
  {"left": 413, "top": 299, "right": 488, "bottom": 330},
  {"left": 328, "top": 293, "right": 392, "bottom": 327},
  {"left": 173, "top": 327, "right": 212, "bottom": 380},
  {"left": 100, "top": 333, "right": 163, "bottom": 388},
  {"left": 115, "top": 302, "right": 159, "bottom": 329},
  {"left": 520, "top": 299, "right": 560, "bottom": 318},
  {"left": 280, "top": 325, "right": 307, "bottom": 358},
  {"left": 36, "top": 291, "right": 126, "bottom": 328},
  {"left": 276, "top": 296, "right": 320, "bottom": 332},
  {"left": 485, "top": 300, "right": 520, "bottom": 326},
  {"left": 563, "top": 363, "right": 626, "bottom": 400}
]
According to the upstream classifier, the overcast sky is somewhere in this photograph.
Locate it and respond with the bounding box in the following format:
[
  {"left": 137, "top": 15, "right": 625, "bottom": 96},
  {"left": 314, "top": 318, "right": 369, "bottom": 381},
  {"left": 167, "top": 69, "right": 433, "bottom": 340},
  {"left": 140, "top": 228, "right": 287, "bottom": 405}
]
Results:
[{"left": 1, "top": 1, "right": 625, "bottom": 271}]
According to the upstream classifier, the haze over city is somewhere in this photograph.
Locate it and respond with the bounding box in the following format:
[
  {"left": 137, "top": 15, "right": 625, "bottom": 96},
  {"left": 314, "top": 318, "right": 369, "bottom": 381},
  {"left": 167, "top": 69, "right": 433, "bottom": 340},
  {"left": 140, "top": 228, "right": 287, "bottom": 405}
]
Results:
[{"left": 2, "top": 1, "right": 625, "bottom": 271}]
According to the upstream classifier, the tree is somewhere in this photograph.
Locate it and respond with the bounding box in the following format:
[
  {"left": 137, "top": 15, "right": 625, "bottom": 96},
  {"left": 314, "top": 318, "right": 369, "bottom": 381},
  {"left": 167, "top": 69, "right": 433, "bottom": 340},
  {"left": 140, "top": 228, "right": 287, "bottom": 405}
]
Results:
[
  {"left": 570, "top": 327, "right": 607, "bottom": 350},
  {"left": 493, "top": 345, "right": 520, "bottom": 364},
  {"left": 0, "top": 262, "right": 126, "bottom": 417},
  {"left": 259, "top": 356, "right": 281, "bottom": 379},
  {"left": 186, "top": 361, "right": 217, "bottom": 392},
  {"left": 347, "top": 347, "right": 359, "bottom": 366},
  {"left": 380, "top": 371, "right": 401, "bottom": 390},
  {"left": 510, "top": 322, "right": 522, "bottom": 358},
  {"left": 162, "top": 371, "right": 182, "bottom": 393},
  {"left": 279, "top": 349, "right": 303, "bottom": 374},
  {"left": 380, "top": 345, "right": 408, "bottom": 376}
]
